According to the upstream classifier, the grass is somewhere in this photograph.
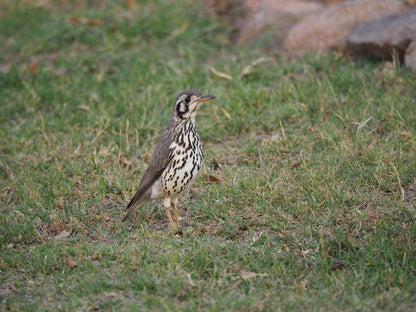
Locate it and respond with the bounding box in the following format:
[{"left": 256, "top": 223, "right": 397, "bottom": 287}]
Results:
[{"left": 1, "top": 0, "right": 415, "bottom": 311}]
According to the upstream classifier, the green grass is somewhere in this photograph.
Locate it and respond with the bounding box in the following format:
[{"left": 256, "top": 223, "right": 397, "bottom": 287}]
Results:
[{"left": 1, "top": 0, "right": 416, "bottom": 311}]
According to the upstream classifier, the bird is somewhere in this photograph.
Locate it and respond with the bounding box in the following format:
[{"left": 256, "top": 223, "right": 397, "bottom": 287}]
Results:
[{"left": 122, "top": 89, "right": 216, "bottom": 230}]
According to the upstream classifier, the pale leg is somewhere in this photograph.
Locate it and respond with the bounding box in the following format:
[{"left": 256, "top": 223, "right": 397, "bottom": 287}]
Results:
[
  {"left": 171, "top": 197, "right": 180, "bottom": 227},
  {"left": 163, "top": 197, "right": 176, "bottom": 230}
]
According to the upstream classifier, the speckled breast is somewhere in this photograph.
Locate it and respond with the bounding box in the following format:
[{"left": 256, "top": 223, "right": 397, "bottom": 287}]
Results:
[{"left": 162, "top": 129, "right": 203, "bottom": 197}]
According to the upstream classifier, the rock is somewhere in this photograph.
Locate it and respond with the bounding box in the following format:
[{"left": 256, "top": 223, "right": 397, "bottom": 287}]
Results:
[
  {"left": 282, "top": 0, "right": 409, "bottom": 56},
  {"left": 405, "top": 0, "right": 416, "bottom": 6},
  {"left": 405, "top": 40, "right": 416, "bottom": 69},
  {"left": 237, "top": 0, "right": 324, "bottom": 45},
  {"left": 346, "top": 9, "right": 416, "bottom": 63}
]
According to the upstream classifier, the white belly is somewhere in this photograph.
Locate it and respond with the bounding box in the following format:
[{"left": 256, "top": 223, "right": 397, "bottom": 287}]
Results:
[{"left": 150, "top": 177, "right": 164, "bottom": 200}]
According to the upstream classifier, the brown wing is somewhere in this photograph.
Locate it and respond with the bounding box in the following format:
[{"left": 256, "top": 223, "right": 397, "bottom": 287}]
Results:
[{"left": 122, "top": 124, "right": 174, "bottom": 222}]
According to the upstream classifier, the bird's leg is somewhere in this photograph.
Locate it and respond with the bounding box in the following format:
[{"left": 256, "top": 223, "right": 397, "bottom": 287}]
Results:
[
  {"left": 171, "top": 197, "right": 180, "bottom": 227},
  {"left": 163, "top": 197, "right": 176, "bottom": 230}
]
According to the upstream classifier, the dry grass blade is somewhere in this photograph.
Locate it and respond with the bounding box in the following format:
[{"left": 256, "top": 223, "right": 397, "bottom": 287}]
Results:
[
  {"left": 240, "top": 57, "right": 274, "bottom": 77},
  {"left": 210, "top": 67, "right": 233, "bottom": 80}
]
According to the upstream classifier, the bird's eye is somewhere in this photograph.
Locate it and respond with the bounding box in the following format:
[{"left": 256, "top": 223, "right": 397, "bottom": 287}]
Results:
[{"left": 184, "top": 96, "right": 191, "bottom": 103}]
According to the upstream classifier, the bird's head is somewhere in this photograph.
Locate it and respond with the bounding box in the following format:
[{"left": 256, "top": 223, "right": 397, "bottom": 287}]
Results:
[{"left": 173, "top": 89, "right": 215, "bottom": 123}]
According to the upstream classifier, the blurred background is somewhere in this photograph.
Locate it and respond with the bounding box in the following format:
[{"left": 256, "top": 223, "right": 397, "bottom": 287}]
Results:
[{"left": 1, "top": 1, "right": 415, "bottom": 311}]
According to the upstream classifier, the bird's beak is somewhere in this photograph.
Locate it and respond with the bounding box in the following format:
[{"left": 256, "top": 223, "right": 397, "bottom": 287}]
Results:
[{"left": 197, "top": 94, "right": 216, "bottom": 103}]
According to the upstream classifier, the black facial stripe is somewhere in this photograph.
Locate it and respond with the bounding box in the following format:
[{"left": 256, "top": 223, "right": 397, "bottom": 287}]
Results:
[{"left": 176, "top": 101, "right": 189, "bottom": 118}]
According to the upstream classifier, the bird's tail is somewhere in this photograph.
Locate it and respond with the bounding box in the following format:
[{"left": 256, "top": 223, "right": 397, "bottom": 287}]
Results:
[{"left": 122, "top": 197, "right": 148, "bottom": 222}]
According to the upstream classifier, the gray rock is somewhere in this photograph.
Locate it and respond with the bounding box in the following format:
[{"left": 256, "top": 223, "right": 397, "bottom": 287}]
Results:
[
  {"left": 281, "top": 0, "right": 409, "bottom": 56},
  {"left": 346, "top": 9, "right": 416, "bottom": 62},
  {"left": 237, "top": 0, "right": 324, "bottom": 46}
]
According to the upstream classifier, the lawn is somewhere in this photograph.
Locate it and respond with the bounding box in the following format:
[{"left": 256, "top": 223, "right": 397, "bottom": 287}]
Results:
[{"left": 1, "top": 0, "right": 415, "bottom": 311}]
